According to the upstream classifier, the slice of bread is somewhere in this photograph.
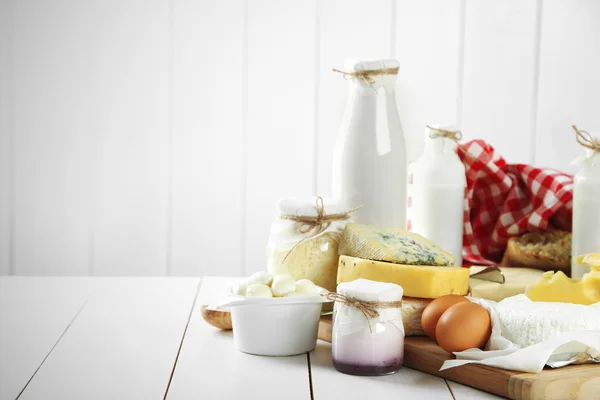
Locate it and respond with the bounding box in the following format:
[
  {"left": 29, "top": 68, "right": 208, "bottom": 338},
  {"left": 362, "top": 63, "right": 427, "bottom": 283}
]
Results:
[{"left": 500, "top": 230, "right": 571, "bottom": 274}]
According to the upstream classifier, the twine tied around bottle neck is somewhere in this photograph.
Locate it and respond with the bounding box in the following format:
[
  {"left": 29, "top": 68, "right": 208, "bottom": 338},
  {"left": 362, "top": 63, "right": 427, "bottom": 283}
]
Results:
[
  {"left": 425, "top": 124, "right": 480, "bottom": 163},
  {"left": 332, "top": 67, "right": 399, "bottom": 85},
  {"left": 572, "top": 125, "right": 600, "bottom": 153},
  {"left": 426, "top": 125, "right": 463, "bottom": 142},
  {"left": 278, "top": 197, "right": 361, "bottom": 263},
  {"left": 322, "top": 292, "right": 403, "bottom": 333}
]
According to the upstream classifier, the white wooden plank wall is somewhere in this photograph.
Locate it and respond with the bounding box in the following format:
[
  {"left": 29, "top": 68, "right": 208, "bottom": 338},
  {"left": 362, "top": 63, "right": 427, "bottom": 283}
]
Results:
[
  {"left": 88, "top": 0, "right": 170, "bottom": 276},
  {"left": 12, "top": 0, "right": 91, "bottom": 275},
  {"left": 395, "top": 0, "right": 462, "bottom": 161},
  {"left": 535, "top": 0, "right": 600, "bottom": 173},
  {"left": 245, "top": 0, "right": 317, "bottom": 274},
  {"left": 171, "top": 0, "right": 245, "bottom": 277},
  {"left": 0, "top": 0, "right": 599, "bottom": 276},
  {"left": 461, "top": 0, "right": 541, "bottom": 163},
  {"left": 0, "top": 0, "right": 12, "bottom": 276}
]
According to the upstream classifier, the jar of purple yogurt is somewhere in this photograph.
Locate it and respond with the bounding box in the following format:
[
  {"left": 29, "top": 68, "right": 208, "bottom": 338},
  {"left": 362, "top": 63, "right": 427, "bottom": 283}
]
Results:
[{"left": 331, "top": 279, "right": 404, "bottom": 376}]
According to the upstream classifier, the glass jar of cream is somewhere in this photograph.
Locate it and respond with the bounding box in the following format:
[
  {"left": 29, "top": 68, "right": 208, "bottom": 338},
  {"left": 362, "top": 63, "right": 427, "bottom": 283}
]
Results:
[{"left": 330, "top": 279, "right": 405, "bottom": 376}]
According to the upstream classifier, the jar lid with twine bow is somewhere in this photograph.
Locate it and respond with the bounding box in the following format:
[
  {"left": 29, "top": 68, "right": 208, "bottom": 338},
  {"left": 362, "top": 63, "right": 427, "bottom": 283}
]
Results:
[
  {"left": 267, "top": 197, "right": 361, "bottom": 263},
  {"left": 324, "top": 279, "right": 404, "bottom": 334},
  {"left": 572, "top": 125, "right": 600, "bottom": 166},
  {"left": 270, "top": 196, "right": 361, "bottom": 263}
]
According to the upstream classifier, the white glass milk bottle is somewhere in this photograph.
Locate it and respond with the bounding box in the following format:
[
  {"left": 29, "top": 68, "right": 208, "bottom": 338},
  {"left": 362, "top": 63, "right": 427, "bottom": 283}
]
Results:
[
  {"left": 571, "top": 126, "right": 600, "bottom": 278},
  {"left": 410, "top": 125, "right": 466, "bottom": 266},
  {"left": 332, "top": 59, "right": 407, "bottom": 229}
]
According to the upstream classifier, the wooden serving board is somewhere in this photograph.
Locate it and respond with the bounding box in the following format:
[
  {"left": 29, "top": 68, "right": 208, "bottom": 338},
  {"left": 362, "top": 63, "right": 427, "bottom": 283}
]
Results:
[{"left": 317, "top": 316, "right": 600, "bottom": 400}]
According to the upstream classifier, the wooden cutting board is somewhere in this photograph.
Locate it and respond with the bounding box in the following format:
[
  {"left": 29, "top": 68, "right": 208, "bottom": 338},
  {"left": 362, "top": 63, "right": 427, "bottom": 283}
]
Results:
[{"left": 318, "top": 316, "right": 600, "bottom": 400}]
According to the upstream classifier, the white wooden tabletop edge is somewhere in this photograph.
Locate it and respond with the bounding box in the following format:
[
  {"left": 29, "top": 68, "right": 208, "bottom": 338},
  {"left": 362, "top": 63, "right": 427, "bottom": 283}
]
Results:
[
  {"left": 306, "top": 352, "right": 314, "bottom": 400},
  {"left": 14, "top": 283, "right": 99, "bottom": 400},
  {"left": 445, "top": 379, "right": 457, "bottom": 400},
  {"left": 162, "top": 278, "right": 204, "bottom": 400}
]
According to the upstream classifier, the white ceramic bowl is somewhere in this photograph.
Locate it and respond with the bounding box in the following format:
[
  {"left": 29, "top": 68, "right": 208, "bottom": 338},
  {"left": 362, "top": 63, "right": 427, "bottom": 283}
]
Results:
[{"left": 222, "top": 295, "right": 327, "bottom": 356}]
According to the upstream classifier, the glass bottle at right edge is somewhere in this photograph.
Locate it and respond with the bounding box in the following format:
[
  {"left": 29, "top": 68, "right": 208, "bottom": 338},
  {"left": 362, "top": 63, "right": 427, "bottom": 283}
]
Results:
[{"left": 571, "top": 128, "right": 600, "bottom": 278}]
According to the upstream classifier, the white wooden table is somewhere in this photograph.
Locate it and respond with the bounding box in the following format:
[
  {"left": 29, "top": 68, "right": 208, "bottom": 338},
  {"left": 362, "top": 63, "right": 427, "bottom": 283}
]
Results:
[{"left": 0, "top": 277, "right": 502, "bottom": 400}]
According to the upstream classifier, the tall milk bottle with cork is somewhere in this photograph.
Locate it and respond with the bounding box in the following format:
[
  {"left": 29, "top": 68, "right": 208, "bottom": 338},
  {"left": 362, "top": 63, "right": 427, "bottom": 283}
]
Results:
[
  {"left": 410, "top": 125, "right": 466, "bottom": 266},
  {"left": 331, "top": 59, "right": 407, "bottom": 229},
  {"left": 571, "top": 125, "right": 600, "bottom": 278}
]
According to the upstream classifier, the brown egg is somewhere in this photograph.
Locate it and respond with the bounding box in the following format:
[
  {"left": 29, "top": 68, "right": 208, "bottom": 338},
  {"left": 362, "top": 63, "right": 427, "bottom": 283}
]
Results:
[
  {"left": 421, "top": 295, "right": 469, "bottom": 341},
  {"left": 436, "top": 302, "right": 491, "bottom": 354}
]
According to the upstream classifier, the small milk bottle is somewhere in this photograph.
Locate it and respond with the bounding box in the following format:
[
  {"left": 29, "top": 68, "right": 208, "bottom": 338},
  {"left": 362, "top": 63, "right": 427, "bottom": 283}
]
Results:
[
  {"left": 410, "top": 125, "right": 466, "bottom": 266},
  {"left": 571, "top": 126, "right": 600, "bottom": 278}
]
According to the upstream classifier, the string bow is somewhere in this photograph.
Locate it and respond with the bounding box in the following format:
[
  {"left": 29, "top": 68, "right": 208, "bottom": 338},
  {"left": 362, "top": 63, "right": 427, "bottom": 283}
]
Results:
[
  {"left": 278, "top": 197, "right": 361, "bottom": 263},
  {"left": 322, "top": 292, "right": 403, "bottom": 332},
  {"left": 332, "top": 67, "right": 400, "bottom": 85},
  {"left": 426, "top": 125, "right": 463, "bottom": 142},
  {"left": 572, "top": 125, "right": 600, "bottom": 152},
  {"left": 279, "top": 196, "right": 360, "bottom": 235}
]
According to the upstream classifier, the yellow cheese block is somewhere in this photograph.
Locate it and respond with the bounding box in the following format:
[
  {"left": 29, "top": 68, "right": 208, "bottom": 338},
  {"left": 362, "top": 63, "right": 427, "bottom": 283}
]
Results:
[
  {"left": 525, "top": 270, "right": 600, "bottom": 305},
  {"left": 469, "top": 267, "right": 545, "bottom": 302},
  {"left": 576, "top": 253, "right": 600, "bottom": 270},
  {"left": 337, "top": 255, "right": 469, "bottom": 299}
]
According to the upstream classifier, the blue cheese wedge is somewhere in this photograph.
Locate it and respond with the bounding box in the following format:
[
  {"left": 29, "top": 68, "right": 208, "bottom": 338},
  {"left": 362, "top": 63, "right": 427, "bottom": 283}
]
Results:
[{"left": 339, "top": 223, "right": 455, "bottom": 266}]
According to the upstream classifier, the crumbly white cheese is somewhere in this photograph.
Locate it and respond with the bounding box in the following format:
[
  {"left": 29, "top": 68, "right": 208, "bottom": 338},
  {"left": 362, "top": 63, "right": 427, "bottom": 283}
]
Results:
[{"left": 495, "top": 295, "right": 600, "bottom": 348}]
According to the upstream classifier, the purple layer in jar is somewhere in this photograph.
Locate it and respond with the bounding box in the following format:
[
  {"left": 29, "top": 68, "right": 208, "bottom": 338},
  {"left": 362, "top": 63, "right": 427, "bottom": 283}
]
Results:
[
  {"left": 332, "top": 323, "right": 404, "bottom": 376},
  {"left": 333, "top": 356, "right": 403, "bottom": 376}
]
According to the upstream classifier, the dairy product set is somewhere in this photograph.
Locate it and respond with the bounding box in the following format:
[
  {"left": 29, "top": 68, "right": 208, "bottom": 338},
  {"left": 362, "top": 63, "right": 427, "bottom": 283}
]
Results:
[{"left": 207, "top": 59, "right": 600, "bottom": 378}]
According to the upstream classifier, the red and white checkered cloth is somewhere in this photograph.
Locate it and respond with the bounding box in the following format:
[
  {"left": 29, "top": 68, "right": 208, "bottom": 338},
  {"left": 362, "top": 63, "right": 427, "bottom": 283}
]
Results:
[{"left": 458, "top": 140, "right": 573, "bottom": 266}]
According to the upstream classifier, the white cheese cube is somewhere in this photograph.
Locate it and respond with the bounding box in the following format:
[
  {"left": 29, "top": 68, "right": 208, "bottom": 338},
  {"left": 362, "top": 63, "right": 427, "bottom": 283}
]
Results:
[
  {"left": 294, "top": 279, "right": 318, "bottom": 295},
  {"left": 246, "top": 271, "right": 273, "bottom": 287},
  {"left": 271, "top": 274, "right": 296, "bottom": 297},
  {"left": 232, "top": 282, "right": 248, "bottom": 296},
  {"left": 246, "top": 283, "right": 273, "bottom": 298}
]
